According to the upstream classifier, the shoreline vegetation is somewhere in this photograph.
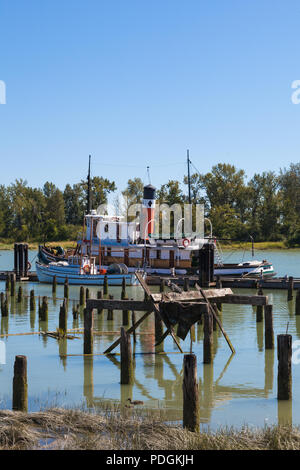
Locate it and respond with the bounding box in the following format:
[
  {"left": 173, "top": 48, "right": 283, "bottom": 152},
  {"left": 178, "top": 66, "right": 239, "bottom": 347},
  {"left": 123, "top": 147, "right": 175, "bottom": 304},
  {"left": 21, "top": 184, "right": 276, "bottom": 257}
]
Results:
[
  {"left": 0, "top": 239, "right": 297, "bottom": 252},
  {"left": 0, "top": 406, "right": 299, "bottom": 450}
]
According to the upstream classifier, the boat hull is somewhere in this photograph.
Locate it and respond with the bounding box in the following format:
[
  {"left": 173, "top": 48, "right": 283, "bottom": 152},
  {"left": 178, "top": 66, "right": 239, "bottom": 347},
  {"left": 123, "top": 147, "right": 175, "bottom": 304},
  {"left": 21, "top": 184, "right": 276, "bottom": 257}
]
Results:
[{"left": 35, "top": 262, "right": 139, "bottom": 286}]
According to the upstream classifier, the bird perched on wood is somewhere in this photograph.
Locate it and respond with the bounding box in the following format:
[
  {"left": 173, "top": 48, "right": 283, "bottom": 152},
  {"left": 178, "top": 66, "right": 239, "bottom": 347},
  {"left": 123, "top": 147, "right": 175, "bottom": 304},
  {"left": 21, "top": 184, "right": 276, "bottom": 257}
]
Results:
[{"left": 127, "top": 398, "right": 144, "bottom": 406}]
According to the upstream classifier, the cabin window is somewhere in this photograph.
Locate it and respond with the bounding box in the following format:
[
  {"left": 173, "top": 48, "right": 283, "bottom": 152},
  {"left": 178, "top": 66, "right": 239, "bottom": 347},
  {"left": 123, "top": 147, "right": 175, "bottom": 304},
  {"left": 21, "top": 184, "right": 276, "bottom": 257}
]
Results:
[{"left": 156, "top": 250, "right": 161, "bottom": 259}]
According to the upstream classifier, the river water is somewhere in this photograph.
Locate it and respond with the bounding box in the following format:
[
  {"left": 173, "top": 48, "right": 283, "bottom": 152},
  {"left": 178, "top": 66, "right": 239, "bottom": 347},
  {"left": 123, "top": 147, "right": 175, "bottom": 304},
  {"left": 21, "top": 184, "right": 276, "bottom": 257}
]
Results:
[{"left": 0, "top": 248, "right": 300, "bottom": 429}]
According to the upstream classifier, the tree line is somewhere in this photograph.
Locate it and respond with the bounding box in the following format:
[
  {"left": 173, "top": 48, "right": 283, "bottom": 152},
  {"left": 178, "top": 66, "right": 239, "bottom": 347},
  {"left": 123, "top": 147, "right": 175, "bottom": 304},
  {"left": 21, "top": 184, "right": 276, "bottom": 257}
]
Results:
[{"left": 1, "top": 162, "right": 300, "bottom": 246}]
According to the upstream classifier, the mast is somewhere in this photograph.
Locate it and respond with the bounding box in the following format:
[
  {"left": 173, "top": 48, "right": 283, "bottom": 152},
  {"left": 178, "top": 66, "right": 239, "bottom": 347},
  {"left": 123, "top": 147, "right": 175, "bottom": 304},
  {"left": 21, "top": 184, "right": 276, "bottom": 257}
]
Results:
[
  {"left": 87, "top": 154, "right": 91, "bottom": 214},
  {"left": 187, "top": 149, "right": 191, "bottom": 205}
]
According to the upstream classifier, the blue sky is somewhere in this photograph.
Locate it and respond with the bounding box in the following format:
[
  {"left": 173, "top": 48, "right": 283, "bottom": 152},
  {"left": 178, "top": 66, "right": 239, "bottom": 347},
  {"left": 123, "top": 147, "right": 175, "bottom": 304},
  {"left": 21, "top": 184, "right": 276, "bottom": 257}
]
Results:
[{"left": 1, "top": 0, "right": 300, "bottom": 197}]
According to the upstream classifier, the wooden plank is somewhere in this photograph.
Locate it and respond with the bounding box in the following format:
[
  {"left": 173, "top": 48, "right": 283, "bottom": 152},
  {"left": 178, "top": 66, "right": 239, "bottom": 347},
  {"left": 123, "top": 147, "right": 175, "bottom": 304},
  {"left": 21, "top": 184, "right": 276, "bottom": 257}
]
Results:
[
  {"left": 87, "top": 299, "right": 152, "bottom": 311},
  {"left": 151, "top": 288, "right": 233, "bottom": 303},
  {"left": 215, "top": 294, "right": 268, "bottom": 306}
]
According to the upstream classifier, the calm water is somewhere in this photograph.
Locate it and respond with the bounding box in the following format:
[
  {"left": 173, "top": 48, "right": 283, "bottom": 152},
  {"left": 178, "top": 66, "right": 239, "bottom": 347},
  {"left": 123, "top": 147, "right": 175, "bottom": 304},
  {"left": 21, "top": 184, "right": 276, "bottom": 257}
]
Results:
[{"left": 0, "top": 249, "right": 300, "bottom": 429}]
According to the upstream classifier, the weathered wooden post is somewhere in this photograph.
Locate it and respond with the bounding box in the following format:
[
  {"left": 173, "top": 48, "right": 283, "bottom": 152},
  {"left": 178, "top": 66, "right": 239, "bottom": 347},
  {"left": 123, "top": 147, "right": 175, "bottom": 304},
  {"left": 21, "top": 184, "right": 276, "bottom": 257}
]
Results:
[
  {"left": 182, "top": 354, "right": 199, "bottom": 432},
  {"left": 85, "top": 288, "right": 90, "bottom": 301},
  {"left": 132, "top": 310, "right": 137, "bottom": 344},
  {"left": 264, "top": 304, "right": 274, "bottom": 349},
  {"left": 120, "top": 327, "right": 133, "bottom": 384},
  {"left": 84, "top": 307, "right": 93, "bottom": 354},
  {"left": 52, "top": 275, "right": 57, "bottom": 294},
  {"left": 287, "top": 276, "right": 294, "bottom": 302},
  {"left": 103, "top": 275, "right": 108, "bottom": 296},
  {"left": 64, "top": 278, "right": 69, "bottom": 299},
  {"left": 277, "top": 334, "right": 292, "bottom": 400},
  {"left": 59, "top": 300, "right": 67, "bottom": 332},
  {"left": 159, "top": 278, "right": 165, "bottom": 293},
  {"left": 1, "top": 292, "right": 8, "bottom": 317},
  {"left": 79, "top": 286, "right": 85, "bottom": 306},
  {"left": 12, "top": 355, "right": 28, "bottom": 412},
  {"left": 10, "top": 273, "right": 16, "bottom": 296},
  {"left": 203, "top": 305, "right": 213, "bottom": 364},
  {"left": 17, "top": 286, "right": 22, "bottom": 303},
  {"left": 121, "top": 277, "right": 126, "bottom": 299},
  {"left": 40, "top": 296, "right": 48, "bottom": 321},
  {"left": 121, "top": 283, "right": 129, "bottom": 325},
  {"left": 256, "top": 287, "right": 263, "bottom": 322},
  {"left": 30, "top": 290, "right": 35, "bottom": 311},
  {"left": 183, "top": 277, "right": 189, "bottom": 292},
  {"left": 296, "top": 290, "right": 300, "bottom": 315},
  {"left": 5, "top": 274, "right": 10, "bottom": 293}
]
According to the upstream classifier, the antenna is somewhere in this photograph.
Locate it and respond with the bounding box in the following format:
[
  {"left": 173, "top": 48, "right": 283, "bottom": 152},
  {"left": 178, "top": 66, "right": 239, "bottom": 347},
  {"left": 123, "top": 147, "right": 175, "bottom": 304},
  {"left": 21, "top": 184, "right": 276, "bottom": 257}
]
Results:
[
  {"left": 87, "top": 155, "right": 91, "bottom": 214},
  {"left": 147, "top": 166, "right": 151, "bottom": 185},
  {"left": 187, "top": 149, "right": 191, "bottom": 204}
]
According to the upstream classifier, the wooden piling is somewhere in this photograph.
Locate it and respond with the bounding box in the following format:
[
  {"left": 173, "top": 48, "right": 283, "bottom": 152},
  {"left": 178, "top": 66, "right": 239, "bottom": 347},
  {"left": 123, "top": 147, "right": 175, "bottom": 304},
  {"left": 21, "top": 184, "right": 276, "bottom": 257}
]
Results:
[
  {"left": 52, "top": 275, "right": 57, "bottom": 294},
  {"left": 121, "top": 278, "right": 126, "bottom": 299},
  {"left": 159, "top": 278, "right": 165, "bottom": 293},
  {"left": 264, "top": 304, "right": 274, "bottom": 349},
  {"left": 288, "top": 276, "right": 294, "bottom": 302},
  {"left": 59, "top": 300, "right": 67, "bottom": 332},
  {"left": 29, "top": 290, "right": 35, "bottom": 311},
  {"left": 40, "top": 296, "right": 48, "bottom": 321},
  {"left": 5, "top": 274, "right": 10, "bottom": 292},
  {"left": 256, "top": 287, "right": 263, "bottom": 322},
  {"left": 86, "top": 288, "right": 89, "bottom": 301},
  {"left": 155, "top": 311, "right": 164, "bottom": 350},
  {"left": 103, "top": 275, "right": 108, "bottom": 295},
  {"left": 1, "top": 292, "right": 8, "bottom": 317},
  {"left": 203, "top": 305, "right": 213, "bottom": 364},
  {"left": 132, "top": 311, "right": 137, "bottom": 343},
  {"left": 296, "top": 290, "right": 300, "bottom": 315},
  {"left": 122, "top": 296, "right": 129, "bottom": 326},
  {"left": 12, "top": 355, "right": 28, "bottom": 412},
  {"left": 79, "top": 286, "right": 85, "bottom": 306},
  {"left": 120, "top": 327, "right": 133, "bottom": 384},
  {"left": 277, "top": 334, "right": 292, "bottom": 400},
  {"left": 183, "top": 277, "right": 189, "bottom": 292},
  {"left": 10, "top": 274, "right": 15, "bottom": 296},
  {"left": 182, "top": 354, "right": 199, "bottom": 432},
  {"left": 83, "top": 307, "right": 93, "bottom": 354}
]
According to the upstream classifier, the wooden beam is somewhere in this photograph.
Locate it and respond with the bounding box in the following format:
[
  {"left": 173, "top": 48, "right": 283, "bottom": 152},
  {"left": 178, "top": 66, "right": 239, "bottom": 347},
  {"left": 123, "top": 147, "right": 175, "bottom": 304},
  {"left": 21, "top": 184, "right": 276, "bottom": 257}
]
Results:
[
  {"left": 215, "top": 294, "right": 268, "bottom": 306},
  {"left": 87, "top": 299, "right": 152, "bottom": 311},
  {"left": 151, "top": 288, "right": 233, "bottom": 303}
]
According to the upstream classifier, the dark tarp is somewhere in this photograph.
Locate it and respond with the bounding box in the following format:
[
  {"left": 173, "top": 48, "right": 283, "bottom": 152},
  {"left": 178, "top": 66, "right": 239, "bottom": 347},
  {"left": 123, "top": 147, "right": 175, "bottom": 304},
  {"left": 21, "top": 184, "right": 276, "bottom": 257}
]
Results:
[{"left": 159, "top": 301, "right": 203, "bottom": 340}]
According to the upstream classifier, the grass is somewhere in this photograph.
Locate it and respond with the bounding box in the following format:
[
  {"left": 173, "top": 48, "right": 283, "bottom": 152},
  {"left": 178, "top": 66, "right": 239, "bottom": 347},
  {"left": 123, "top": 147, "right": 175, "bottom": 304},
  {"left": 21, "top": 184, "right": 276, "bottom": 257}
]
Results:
[
  {"left": 0, "top": 406, "right": 300, "bottom": 450},
  {"left": 221, "top": 241, "right": 289, "bottom": 251},
  {"left": 0, "top": 239, "right": 77, "bottom": 251}
]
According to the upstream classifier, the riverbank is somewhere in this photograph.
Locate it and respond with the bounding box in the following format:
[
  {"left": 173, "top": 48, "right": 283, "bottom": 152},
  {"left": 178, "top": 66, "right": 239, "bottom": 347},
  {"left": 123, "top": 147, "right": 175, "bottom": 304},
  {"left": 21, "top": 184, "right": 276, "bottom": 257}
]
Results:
[
  {"left": 0, "top": 407, "right": 299, "bottom": 450},
  {"left": 0, "top": 240, "right": 77, "bottom": 251}
]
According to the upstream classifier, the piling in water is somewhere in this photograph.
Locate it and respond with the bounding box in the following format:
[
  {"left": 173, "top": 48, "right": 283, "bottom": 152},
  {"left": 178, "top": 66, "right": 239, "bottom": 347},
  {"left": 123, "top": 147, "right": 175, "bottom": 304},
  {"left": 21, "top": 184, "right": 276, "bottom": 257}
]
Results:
[
  {"left": 122, "top": 296, "right": 129, "bottom": 326},
  {"left": 264, "top": 304, "right": 274, "bottom": 349},
  {"left": 52, "top": 275, "right": 57, "bottom": 294},
  {"left": 10, "top": 274, "right": 15, "bottom": 296},
  {"left": 183, "top": 277, "right": 189, "bottom": 292},
  {"left": 86, "top": 288, "right": 90, "bottom": 301},
  {"left": 277, "top": 334, "right": 292, "bottom": 400},
  {"left": 97, "top": 291, "right": 103, "bottom": 314},
  {"left": 17, "top": 286, "right": 22, "bottom": 303},
  {"left": 256, "top": 287, "right": 263, "bottom": 322},
  {"left": 79, "top": 286, "right": 85, "bottom": 306},
  {"left": 296, "top": 290, "right": 300, "bottom": 315},
  {"left": 120, "top": 327, "right": 133, "bottom": 384},
  {"left": 288, "top": 276, "right": 294, "bottom": 302},
  {"left": 40, "top": 296, "right": 48, "bottom": 322},
  {"left": 5, "top": 274, "right": 10, "bottom": 292},
  {"left": 155, "top": 311, "right": 164, "bottom": 351},
  {"left": 103, "top": 275, "right": 108, "bottom": 295},
  {"left": 159, "top": 279, "right": 165, "bottom": 293},
  {"left": 30, "top": 290, "right": 35, "bottom": 311},
  {"left": 59, "top": 300, "right": 67, "bottom": 332},
  {"left": 1, "top": 292, "right": 8, "bottom": 317},
  {"left": 203, "top": 306, "right": 213, "bottom": 364},
  {"left": 183, "top": 354, "right": 199, "bottom": 432},
  {"left": 83, "top": 307, "right": 93, "bottom": 354},
  {"left": 12, "top": 355, "right": 28, "bottom": 412}
]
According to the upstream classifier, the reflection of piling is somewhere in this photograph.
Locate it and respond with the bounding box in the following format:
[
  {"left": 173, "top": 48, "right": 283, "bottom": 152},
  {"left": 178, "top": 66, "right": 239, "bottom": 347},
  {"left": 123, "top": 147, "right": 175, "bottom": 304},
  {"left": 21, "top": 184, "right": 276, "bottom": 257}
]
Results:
[
  {"left": 277, "top": 334, "right": 292, "bottom": 400},
  {"left": 12, "top": 355, "right": 28, "bottom": 412},
  {"left": 183, "top": 354, "right": 199, "bottom": 432},
  {"left": 17, "top": 286, "right": 22, "bottom": 303},
  {"left": 264, "top": 305, "right": 274, "bottom": 349},
  {"left": 107, "top": 295, "right": 114, "bottom": 321},
  {"left": 203, "top": 306, "right": 213, "bottom": 364},
  {"left": 120, "top": 327, "right": 133, "bottom": 384},
  {"left": 155, "top": 312, "right": 164, "bottom": 352},
  {"left": 97, "top": 291, "right": 103, "bottom": 314},
  {"left": 132, "top": 310, "right": 137, "bottom": 344},
  {"left": 1, "top": 293, "right": 8, "bottom": 317},
  {"left": 287, "top": 276, "right": 294, "bottom": 302},
  {"left": 84, "top": 308, "right": 93, "bottom": 354}
]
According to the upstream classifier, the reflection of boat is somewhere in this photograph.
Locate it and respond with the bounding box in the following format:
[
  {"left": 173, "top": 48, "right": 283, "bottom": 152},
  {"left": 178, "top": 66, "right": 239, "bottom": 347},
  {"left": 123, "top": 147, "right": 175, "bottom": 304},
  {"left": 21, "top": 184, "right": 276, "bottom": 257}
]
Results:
[{"left": 35, "top": 259, "right": 140, "bottom": 286}]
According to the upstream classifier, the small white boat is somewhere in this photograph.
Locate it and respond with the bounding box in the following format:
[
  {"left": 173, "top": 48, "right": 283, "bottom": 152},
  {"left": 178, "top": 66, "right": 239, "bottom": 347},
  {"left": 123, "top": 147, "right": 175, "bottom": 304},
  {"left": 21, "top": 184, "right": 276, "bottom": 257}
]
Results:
[
  {"left": 35, "top": 259, "right": 140, "bottom": 286},
  {"left": 214, "top": 260, "right": 275, "bottom": 278}
]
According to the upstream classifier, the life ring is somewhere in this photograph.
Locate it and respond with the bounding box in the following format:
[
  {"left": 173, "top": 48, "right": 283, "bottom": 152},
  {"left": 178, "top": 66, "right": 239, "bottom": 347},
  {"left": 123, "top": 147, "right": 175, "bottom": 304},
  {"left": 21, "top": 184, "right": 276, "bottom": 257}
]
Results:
[
  {"left": 83, "top": 265, "right": 90, "bottom": 274},
  {"left": 182, "top": 238, "right": 190, "bottom": 248}
]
